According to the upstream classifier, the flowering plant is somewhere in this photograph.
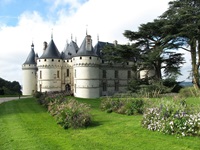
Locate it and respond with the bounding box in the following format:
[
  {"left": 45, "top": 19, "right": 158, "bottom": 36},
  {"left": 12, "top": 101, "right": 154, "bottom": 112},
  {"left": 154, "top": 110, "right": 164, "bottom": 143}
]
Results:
[{"left": 142, "top": 99, "right": 200, "bottom": 137}]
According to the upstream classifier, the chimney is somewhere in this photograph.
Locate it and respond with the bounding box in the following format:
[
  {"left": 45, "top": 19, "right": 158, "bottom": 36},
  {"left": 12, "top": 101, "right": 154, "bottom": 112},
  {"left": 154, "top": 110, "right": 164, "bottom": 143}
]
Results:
[
  {"left": 43, "top": 41, "right": 48, "bottom": 51},
  {"left": 86, "top": 35, "right": 92, "bottom": 51}
]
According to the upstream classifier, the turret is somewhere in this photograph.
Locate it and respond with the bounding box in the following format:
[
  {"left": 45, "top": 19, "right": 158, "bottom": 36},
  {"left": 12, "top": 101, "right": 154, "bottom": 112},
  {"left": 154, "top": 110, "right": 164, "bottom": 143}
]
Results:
[
  {"left": 37, "top": 37, "right": 62, "bottom": 92},
  {"left": 22, "top": 43, "right": 37, "bottom": 95},
  {"left": 73, "top": 35, "right": 100, "bottom": 98}
]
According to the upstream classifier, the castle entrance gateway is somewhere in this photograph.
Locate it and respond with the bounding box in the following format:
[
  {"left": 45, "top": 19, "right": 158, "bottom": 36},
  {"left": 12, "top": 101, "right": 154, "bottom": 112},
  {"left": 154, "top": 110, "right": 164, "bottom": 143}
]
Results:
[{"left": 65, "top": 84, "right": 71, "bottom": 92}]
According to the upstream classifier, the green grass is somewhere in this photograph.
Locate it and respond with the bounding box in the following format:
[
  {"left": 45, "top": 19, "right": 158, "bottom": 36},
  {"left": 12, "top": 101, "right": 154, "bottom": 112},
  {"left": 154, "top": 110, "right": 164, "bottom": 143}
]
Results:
[{"left": 0, "top": 97, "right": 200, "bottom": 150}]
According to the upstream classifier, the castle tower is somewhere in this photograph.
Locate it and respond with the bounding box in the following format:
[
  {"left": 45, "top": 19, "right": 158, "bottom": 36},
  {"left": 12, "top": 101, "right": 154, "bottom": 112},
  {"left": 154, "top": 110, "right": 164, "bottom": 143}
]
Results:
[
  {"left": 62, "top": 39, "right": 79, "bottom": 93},
  {"left": 37, "top": 38, "right": 62, "bottom": 92},
  {"left": 73, "top": 35, "right": 100, "bottom": 98},
  {"left": 22, "top": 43, "right": 37, "bottom": 95}
]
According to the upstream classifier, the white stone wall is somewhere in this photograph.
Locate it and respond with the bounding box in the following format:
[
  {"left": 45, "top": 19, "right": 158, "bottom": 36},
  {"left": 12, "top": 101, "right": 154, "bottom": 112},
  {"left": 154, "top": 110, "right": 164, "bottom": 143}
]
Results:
[
  {"left": 140, "top": 69, "right": 155, "bottom": 79},
  {"left": 37, "top": 59, "right": 62, "bottom": 92},
  {"left": 73, "top": 56, "right": 100, "bottom": 98},
  {"left": 62, "top": 59, "right": 74, "bottom": 92},
  {"left": 22, "top": 64, "right": 37, "bottom": 95},
  {"left": 100, "top": 63, "right": 132, "bottom": 96}
]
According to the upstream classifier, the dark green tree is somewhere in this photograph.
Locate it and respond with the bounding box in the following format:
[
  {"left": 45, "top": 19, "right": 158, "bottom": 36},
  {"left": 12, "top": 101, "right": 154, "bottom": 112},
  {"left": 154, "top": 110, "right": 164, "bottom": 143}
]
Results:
[
  {"left": 124, "top": 19, "right": 185, "bottom": 80},
  {"left": 0, "top": 77, "right": 21, "bottom": 95},
  {"left": 161, "top": 0, "right": 200, "bottom": 88}
]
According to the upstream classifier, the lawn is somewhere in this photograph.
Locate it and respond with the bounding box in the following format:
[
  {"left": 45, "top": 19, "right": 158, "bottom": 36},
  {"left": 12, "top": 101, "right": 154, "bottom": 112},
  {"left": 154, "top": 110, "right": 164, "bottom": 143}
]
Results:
[{"left": 0, "top": 97, "right": 199, "bottom": 150}]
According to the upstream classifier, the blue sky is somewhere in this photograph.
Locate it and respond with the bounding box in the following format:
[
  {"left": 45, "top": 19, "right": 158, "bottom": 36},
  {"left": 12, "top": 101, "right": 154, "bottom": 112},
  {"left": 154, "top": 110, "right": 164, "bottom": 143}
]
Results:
[
  {"left": 0, "top": 0, "right": 190, "bottom": 84},
  {"left": 0, "top": 0, "right": 88, "bottom": 26}
]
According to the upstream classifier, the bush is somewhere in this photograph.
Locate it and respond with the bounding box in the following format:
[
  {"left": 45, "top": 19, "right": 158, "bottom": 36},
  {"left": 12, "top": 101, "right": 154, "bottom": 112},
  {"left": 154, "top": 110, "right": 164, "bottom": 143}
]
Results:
[
  {"left": 35, "top": 92, "right": 68, "bottom": 108},
  {"left": 35, "top": 92, "right": 92, "bottom": 129},
  {"left": 48, "top": 99, "right": 91, "bottom": 129},
  {"left": 142, "top": 99, "right": 200, "bottom": 137},
  {"left": 179, "top": 87, "right": 200, "bottom": 98},
  {"left": 100, "top": 97, "right": 144, "bottom": 115}
]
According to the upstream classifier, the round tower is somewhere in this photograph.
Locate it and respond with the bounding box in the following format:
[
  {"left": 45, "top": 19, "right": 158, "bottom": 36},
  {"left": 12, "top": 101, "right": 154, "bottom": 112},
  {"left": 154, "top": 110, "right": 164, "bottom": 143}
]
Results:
[
  {"left": 73, "top": 35, "right": 100, "bottom": 98},
  {"left": 37, "top": 38, "right": 62, "bottom": 92},
  {"left": 22, "top": 43, "right": 37, "bottom": 95}
]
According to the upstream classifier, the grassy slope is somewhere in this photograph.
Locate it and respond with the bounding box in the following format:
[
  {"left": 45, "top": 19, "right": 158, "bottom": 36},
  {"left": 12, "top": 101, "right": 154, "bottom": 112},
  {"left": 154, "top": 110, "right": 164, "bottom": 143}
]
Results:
[{"left": 0, "top": 97, "right": 199, "bottom": 150}]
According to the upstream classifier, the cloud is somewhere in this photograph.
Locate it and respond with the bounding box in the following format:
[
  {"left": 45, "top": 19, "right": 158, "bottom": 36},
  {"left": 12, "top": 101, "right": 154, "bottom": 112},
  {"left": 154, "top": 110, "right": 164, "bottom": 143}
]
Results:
[{"left": 0, "top": 0, "right": 175, "bottom": 85}]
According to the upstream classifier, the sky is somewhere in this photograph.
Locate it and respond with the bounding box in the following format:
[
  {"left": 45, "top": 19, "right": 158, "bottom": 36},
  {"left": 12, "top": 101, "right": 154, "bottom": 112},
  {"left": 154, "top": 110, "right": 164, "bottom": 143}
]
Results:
[{"left": 0, "top": 0, "right": 191, "bottom": 85}]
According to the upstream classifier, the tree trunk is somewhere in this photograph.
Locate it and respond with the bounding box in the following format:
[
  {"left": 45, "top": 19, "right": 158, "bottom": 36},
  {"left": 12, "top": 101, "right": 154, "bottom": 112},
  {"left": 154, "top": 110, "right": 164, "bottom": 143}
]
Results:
[{"left": 191, "top": 40, "right": 200, "bottom": 89}]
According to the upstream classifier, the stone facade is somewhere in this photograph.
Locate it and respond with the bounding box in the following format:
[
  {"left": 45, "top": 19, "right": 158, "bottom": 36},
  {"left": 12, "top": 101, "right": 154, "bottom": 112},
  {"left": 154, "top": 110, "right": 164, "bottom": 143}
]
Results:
[{"left": 22, "top": 35, "right": 133, "bottom": 98}]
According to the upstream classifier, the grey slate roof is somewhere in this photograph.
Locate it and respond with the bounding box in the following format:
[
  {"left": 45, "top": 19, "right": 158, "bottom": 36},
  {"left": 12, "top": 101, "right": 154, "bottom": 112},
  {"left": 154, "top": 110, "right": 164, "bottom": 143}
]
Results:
[
  {"left": 62, "top": 41, "right": 79, "bottom": 59},
  {"left": 76, "top": 36, "right": 97, "bottom": 57},
  {"left": 94, "top": 41, "right": 113, "bottom": 58},
  {"left": 40, "top": 39, "right": 61, "bottom": 59},
  {"left": 23, "top": 43, "right": 36, "bottom": 64}
]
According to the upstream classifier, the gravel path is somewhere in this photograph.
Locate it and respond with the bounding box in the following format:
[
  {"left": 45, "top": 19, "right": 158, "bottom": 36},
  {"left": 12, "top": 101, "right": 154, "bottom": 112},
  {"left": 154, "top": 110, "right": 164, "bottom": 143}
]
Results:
[{"left": 0, "top": 96, "right": 30, "bottom": 104}]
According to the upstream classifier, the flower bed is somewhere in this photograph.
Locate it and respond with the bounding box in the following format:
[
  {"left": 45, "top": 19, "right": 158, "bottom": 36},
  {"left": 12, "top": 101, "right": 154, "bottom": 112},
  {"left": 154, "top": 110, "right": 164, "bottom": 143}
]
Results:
[{"left": 142, "top": 100, "right": 200, "bottom": 137}]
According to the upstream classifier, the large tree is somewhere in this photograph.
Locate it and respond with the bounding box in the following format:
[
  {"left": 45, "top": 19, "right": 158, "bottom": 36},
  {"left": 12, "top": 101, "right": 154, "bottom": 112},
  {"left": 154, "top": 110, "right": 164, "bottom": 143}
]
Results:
[
  {"left": 123, "top": 19, "right": 185, "bottom": 80},
  {"left": 161, "top": 0, "right": 200, "bottom": 88}
]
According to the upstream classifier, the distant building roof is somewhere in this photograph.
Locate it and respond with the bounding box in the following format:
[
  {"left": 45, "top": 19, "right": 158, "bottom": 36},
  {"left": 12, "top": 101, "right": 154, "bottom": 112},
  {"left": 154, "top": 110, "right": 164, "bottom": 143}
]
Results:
[
  {"left": 23, "top": 43, "right": 36, "bottom": 64},
  {"left": 40, "top": 39, "right": 61, "bottom": 59}
]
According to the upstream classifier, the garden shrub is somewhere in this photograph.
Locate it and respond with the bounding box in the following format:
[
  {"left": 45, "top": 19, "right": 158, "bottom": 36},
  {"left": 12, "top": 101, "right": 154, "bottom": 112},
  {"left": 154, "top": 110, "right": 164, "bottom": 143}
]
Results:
[
  {"left": 48, "top": 99, "right": 91, "bottom": 129},
  {"left": 35, "top": 92, "right": 68, "bottom": 108},
  {"left": 178, "top": 87, "right": 200, "bottom": 98},
  {"left": 35, "top": 91, "right": 92, "bottom": 129},
  {"left": 142, "top": 99, "right": 200, "bottom": 137},
  {"left": 100, "top": 97, "right": 144, "bottom": 115}
]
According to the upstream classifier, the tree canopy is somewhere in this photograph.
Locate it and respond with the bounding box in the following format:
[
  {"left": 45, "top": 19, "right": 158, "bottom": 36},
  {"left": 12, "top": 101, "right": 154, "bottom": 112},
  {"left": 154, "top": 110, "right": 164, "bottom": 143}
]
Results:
[
  {"left": 161, "top": 0, "right": 200, "bottom": 88},
  {"left": 0, "top": 77, "right": 21, "bottom": 95}
]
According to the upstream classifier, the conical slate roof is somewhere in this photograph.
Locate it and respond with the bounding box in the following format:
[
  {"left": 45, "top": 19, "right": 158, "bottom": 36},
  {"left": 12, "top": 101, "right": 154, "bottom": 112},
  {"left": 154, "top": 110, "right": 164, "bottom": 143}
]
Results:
[
  {"left": 40, "top": 39, "right": 61, "bottom": 59},
  {"left": 62, "top": 40, "right": 79, "bottom": 59},
  {"left": 23, "top": 43, "right": 36, "bottom": 64},
  {"left": 76, "top": 35, "right": 97, "bottom": 57}
]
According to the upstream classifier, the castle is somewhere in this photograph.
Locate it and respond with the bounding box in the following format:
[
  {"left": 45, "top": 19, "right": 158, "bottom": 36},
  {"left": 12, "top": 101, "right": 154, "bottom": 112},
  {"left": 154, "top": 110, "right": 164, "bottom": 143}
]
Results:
[{"left": 22, "top": 34, "right": 150, "bottom": 98}]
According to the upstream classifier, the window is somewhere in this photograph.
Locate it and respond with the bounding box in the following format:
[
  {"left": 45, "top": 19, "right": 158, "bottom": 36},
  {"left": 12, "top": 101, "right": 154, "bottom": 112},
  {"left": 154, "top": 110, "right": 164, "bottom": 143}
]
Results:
[
  {"left": 115, "top": 70, "right": 118, "bottom": 78},
  {"left": 40, "top": 71, "right": 42, "bottom": 79},
  {"left": 80, "top": 57, "right": 82, "bottom": 59},
  {"left": 115, "top": 82, "right": 119, "bottom": 91},
  {"left": 128, "top": 71, "right": 131, "bottom": 79},
  {"left": 52, "top": 59, "right": 54, "bottom": 61},
  {"left": 103, "top": 70, "right": 106, "bottom": 78},
  {"left": 67, "top": 69, "right": 69, "bottom": 77},
  {"left": 75, "top": 69, "right": 76, "bottom": 78},
  {"left": 75, "top": 84, "right": 76, "bottom": 93},
  {"left": 103, "top": 82, "right": 107, "bottom": 91},
  {"left": 57, "top": 70, "right": 59, "bottom": 78},
  {"left": 89, "top": 56, "right": 92, "bottom": 59}
]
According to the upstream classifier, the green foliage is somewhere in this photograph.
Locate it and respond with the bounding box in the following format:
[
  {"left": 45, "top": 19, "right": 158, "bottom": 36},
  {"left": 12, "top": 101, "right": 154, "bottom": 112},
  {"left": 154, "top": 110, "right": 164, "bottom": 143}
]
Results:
[
  {"left": 163, "top": 78, "right": 183, "bottom": 93},
  {"left": 179, "top": 87, "right": 200, "bottom": 98},
  {"left": 48, "top": 99, "right": 91, "bottom": 129},
  {"left": 1, "top": 97, "right": 200, "bottom": 149},
  {"left": 33, "top": 91, "right": 43, "bottom": 98},
  {"left": 100, "top": 97, "right": 144, "bottom": 115},
  {"left": 0, "top": 77, "right": 21, "bottom": 95},
  {"left": 35, "top": 92, "right": 92, "bottom": 129},
  {"left": 142, "top": 99, "right": 200, "bottom": 137}
]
